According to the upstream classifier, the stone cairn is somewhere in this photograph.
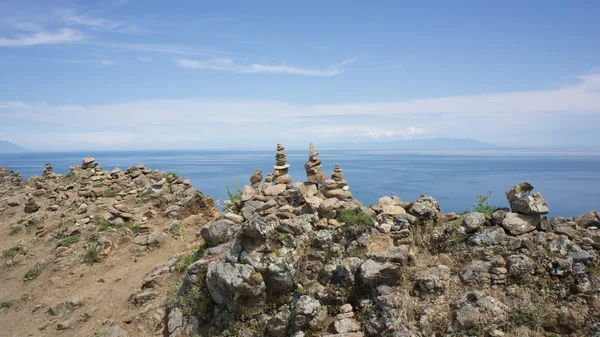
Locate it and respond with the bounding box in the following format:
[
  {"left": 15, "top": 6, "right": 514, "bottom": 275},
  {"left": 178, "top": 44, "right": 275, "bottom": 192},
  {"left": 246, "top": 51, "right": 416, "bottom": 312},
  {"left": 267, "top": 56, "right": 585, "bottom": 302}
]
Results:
[
  {"left": 320, "top": 164, "right": 352, "bottom": 200},
  {"left": 272, "top": 143, "right": 292, "bottom": 184},
  {"left": 81, "top": 156, "right": 98, "bottom": 170},
  {"left": 304, "top": 143, "right": 326, "bottom": 185},
  {"left": 42, "top": 163, "right": 53, "bottom": 177}
]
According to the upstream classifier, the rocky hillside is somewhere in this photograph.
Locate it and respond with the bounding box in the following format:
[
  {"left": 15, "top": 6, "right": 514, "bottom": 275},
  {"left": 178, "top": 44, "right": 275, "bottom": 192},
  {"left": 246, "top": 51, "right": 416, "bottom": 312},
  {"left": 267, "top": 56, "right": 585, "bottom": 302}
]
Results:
[
  {"left": 1, "top": 143, "right": 600, "bottom": 337},
  {"left": 0, "top": 157, "right": 219, "bottom": 337}
]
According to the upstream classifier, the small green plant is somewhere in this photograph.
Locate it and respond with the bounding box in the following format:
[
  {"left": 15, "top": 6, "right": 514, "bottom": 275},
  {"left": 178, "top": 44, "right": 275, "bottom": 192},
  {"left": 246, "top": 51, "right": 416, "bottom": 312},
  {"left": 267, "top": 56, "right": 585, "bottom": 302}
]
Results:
[
  {"left": 16, "top": 219, "right": 25, "bottom": 225},
  {"left": 226, "top": 179, "right": 243, "bottom": 203},
  {"left": 337, "top": 207, "right": 374, "bottom": 228},
  {"left": 83, "top": 243, "right": 102, "bottom": 264},
  {"left": 2, "top": 247, "right": 17, "bottom": 259},
  {"left": 175, "top": 244, "right": 206, "bottom": 272},
  {"left": 510, "top": 304, "right": 546, "bottom": 330},
  {"left": 92, "top": 182, "right": 104, "bottom": 188},
  {"left": 470, "top": 190, "right": 495, "bottom": 216},
  {"left": 166, "top": 172, "right": 179, "bottom": 180},
  {"left": 64, "top": 171, "right": 75, "bottom": 179},
  {"left": 61, "top": 235, "right": 79, "bottom": 247},
  {"left": 122, "top": 221, "right": 140, "bottom": 234},
  {"left": 103, "top": 188, "right": 119, "bottom": 197},
  {"left": 9, "top": 225, "right": 23, "bottom": 236},
  {"left": 94, "top": 216, "right": 111, "bottom": 231},
  {"left": 23, "top": 263, "right": 43, "bottom": 282},
  {"left": 0, "top": 301, "right": 12, "bottom": 309}
]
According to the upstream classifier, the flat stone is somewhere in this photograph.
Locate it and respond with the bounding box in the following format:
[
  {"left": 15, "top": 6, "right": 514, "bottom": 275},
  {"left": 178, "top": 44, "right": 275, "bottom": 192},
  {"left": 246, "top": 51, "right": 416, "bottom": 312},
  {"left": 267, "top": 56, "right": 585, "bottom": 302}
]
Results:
[
  {"left": 502, "top": 212, "right": 540, "bottom": 235},
  {"left": 505, "top": 182, "right": 534, "bottom": 203},
  {"left": 381, "top": 204, "right": 406, "bottom": 215},
  {"left": 264, "top": 184, "right": 287, "bottom": 196}
]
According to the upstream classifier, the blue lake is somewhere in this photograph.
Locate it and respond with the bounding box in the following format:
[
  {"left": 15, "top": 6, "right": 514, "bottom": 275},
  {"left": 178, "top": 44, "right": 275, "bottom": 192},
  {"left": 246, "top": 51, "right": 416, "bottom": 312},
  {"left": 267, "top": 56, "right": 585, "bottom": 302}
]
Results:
[{"left": 1, "top": 148, "right": 599, "bottom": 217}]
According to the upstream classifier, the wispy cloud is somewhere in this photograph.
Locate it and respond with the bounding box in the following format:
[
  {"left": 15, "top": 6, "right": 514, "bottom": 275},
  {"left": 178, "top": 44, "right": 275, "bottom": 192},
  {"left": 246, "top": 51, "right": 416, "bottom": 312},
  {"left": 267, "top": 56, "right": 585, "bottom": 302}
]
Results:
[
  {"left": 0, "top": 28, "right": 85, "bottom": 47},
  {"left": 2, "top": 72, "right": 600, "bottom": 150},
  {"left": 176, "top": 58, "right": 349, "bottom": 76},
  {"left": 60, "top": 13, "right": 124, "bottom": 30}
]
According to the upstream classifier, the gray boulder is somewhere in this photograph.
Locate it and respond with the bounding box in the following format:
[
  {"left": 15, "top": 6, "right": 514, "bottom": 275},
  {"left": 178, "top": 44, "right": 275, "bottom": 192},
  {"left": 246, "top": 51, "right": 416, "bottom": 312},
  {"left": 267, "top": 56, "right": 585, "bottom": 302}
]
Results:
[
  {"left": 470, "top": 227, "right": 505, "bottom": 246},
  {"left": 359, "top": 259, "right": 402, "bottom": 286},
  {"left": 502, "top": 212, "right": 540, "bottom": 235},
  {"left": 409, "top": 195, "right": 439, "bottom": 219},
  {"left": 291, "top": 295, "right": 326, "bottom": 331},
  {"left": 206, "top": 262, "right": 266, "bottom": 315},
  {"left": 505, "top": 182, "right": 533, "bottom": 203},
  {"left": 462, "top": 212, "right": 487, "bottom": 233},
  {"left": 200, "top": 219, "right": 238, "bottom": 247},
  {"left": 415, "top": 265, "right": 451, "bottom": 294},
  {"left": 510, "top": 192, "right": 549, "bottom": 215}
]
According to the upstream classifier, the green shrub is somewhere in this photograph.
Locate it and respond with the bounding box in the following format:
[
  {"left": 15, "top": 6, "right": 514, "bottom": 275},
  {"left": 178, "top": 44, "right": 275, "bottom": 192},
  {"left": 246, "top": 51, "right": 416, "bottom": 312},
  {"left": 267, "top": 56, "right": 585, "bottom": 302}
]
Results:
[
  {"left": 61, "top": 235, "right": 79, "bottom": 247},
  {"left": 83, "top": 243, "right": 102, "bottom": 264},
  {"left": 166, "top": 172, "right": 179, "bottom": 180},
  {"left": 2, "top": 247, "right": 17, "bottom": 259},
  {"left": 23, "top": 263, "right": 43, "bottom": 282},
  {"left": 471, "top": 190, "right": 495, "bottom": 216},
  {"left": 103, "top": 188, "right": 119, "bottom": 197},
  {"left": 175, "top": 244, "right": 206, "bottom": 272},
  {"left": 337, "top": 207, "right": 374, "bottom": 228},
  {"left": 226, "top": 179, "right": 243, "bottom": 203},
  {"left": 0, "top": 301, "right": 12, "bottom": 309},
  {"left": 92, "top": 182, "right": 104, "bottom": 188},
  {"left": 122, "top": 221, "right": 140, "bottom": 234},
  {"left": 9, "top": 225, "right": 23, "bottom": 236},
  {"left": 65, "top": 171, "right": 75, "bottom": 179},
  {"left": 94, "top": 216, "right": 111, "bottom": 231},
  {"left": 510, "top": 304, "right": 546, "bottom": 330}
]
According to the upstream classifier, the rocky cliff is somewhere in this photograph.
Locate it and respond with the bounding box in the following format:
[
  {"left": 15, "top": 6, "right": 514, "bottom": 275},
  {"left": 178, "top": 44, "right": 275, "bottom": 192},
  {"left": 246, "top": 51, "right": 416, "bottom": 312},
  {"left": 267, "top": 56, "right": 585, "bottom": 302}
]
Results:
[{"left": 1, "top": 145, "right": 599, "bottom": 337}]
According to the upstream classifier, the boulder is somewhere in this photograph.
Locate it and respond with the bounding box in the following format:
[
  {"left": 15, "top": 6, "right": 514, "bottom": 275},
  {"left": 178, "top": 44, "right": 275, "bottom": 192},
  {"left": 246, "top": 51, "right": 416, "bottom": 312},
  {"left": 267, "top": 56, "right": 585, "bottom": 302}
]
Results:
[
  {"left": 502, "top": 212, "right": 540, "bottom": 235},
  {"left": 359, "top": 259, "right": 402, "bottom": 286},
  {"left": 505, "top": 182, "right": 533, "bottom": 203},
  {"left": 200, "top": 219, "right": 238, "bottom": 247},
  {"left": 462, "top": 212, "right": 487, "bottom": 233},
  {"left": 409, "top": 195, "right": 439, "bottom": 219},
  {"left": 415, "top": 265, "right": 451, "bottom": 294},
  {"left": 206, "top": 262, "right": 266, "bottom": 315},
  {"left": 264, "top": 184, "right": 287, "bottom": 196},
  {"left": 510, "top": 192, "right": 549, "bottom": 215},
  {"left": 318, "top": 198, "right": 339, "bottom": 219},
  {"left": 290, "top": 295, "right": 326, "bottom": 331}
]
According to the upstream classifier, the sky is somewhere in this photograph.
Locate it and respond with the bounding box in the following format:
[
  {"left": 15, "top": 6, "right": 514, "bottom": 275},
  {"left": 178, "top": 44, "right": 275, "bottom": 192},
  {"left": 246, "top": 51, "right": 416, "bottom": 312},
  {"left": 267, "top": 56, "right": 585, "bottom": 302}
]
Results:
[{"left": 0, "top": 0, "right": 599, "bottom": 151}]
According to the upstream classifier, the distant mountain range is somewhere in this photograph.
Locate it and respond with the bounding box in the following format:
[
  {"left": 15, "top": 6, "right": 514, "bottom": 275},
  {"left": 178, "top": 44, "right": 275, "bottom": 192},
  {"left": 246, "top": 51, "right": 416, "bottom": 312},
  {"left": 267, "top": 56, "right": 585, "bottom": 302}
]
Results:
[
  {"left": 325, "top": 138, "right": 497, "bottom": 149},
  {"left": 0, "top": 140, "right": 26, "bottom": 153}
]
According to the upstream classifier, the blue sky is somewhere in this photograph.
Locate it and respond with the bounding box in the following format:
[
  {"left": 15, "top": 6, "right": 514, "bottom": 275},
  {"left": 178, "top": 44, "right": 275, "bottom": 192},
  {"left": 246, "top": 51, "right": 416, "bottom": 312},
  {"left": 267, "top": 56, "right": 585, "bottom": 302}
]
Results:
[{"left": 1, "top": 0, "right": 599, "bottom": 150}]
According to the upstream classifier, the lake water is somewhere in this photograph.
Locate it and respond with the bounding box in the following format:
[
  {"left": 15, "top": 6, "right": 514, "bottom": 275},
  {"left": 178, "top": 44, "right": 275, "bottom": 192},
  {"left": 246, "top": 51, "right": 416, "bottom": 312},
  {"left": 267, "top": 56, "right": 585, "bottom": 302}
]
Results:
[{"left": 1, "top": 148, "right": 599, "bottom": 217}]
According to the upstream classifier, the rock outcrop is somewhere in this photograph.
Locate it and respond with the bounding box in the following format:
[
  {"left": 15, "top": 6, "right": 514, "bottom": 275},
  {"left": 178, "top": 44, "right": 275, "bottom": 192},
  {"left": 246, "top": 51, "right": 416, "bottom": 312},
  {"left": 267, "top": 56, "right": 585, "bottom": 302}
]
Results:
[
  {"left": 2, "top": 149, "right": 599, "bottom": 337},
  {"left": 167, "top": 159, "right": 600, "bottom": 337}
]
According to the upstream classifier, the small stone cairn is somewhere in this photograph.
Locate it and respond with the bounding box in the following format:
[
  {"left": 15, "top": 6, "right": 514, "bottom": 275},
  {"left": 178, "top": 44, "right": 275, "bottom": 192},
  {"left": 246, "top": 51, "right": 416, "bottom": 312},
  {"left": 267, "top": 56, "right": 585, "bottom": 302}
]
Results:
[
  {"left": 320, "top": 164, "right": 352, "bottom": 200},
  {"left": 42, "top": 163, "right": 53, "bottom": 177},
  {"left": 272, "top": 143, "right": 292, "bottom": 184},
  {"left": 304, "top": 143, "right": 326, "bottom": 185},
  {"left": 82, "top": 156, "right": 98, "bottom": 170}
]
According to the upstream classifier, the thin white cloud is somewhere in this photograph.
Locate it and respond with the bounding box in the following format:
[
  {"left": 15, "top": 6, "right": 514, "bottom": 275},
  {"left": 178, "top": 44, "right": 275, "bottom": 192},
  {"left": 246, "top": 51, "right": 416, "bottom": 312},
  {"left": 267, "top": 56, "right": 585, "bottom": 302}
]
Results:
[
  {"left": 176, "top": 58, "right": 347, "bottom": 76},
  {"left": 0, "top": 28, "right": 85, "bottom": 47},
  {"left": 60, "top": 13, "right": 124, "bottom": 30},
  {"left": 2, "top": 72, "right": 600, "bottom": 150}
]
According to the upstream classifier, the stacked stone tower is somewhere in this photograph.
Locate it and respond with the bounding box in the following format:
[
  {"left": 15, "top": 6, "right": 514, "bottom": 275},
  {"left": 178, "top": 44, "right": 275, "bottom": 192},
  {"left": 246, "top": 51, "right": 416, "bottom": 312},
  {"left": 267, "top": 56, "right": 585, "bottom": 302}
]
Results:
[
  {"left": 304, "top": 143, "right": 327, "bottom": 185},
  {"left": 272, "top": 143, "right": 292, "bottom": 184}
]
